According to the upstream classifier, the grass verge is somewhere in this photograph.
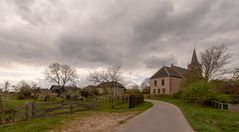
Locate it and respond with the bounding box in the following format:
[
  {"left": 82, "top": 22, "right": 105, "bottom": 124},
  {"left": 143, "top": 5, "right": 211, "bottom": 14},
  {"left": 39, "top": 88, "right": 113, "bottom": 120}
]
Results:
[
  {"left": 0, "top": 101, "right": 152, "bottom": 132},
  {"left": 146, "top": 95, "right": 239, "bottom": 132}
]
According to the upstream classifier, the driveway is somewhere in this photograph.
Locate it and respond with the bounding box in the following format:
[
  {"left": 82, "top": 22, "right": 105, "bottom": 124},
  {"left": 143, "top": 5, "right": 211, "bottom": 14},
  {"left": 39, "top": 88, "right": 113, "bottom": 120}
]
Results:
[{"left": 116, "top": 99, "right": 194, "bottom": 132}]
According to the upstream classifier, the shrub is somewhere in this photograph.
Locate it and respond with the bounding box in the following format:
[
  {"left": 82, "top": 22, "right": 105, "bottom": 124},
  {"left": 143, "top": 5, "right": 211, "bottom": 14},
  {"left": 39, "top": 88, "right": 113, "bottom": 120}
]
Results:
[
  {"left": 17, "top": 87, "right": 32, "bottom": 99},
  {"left": 181, "top": 81, "right": 233, "bottom": 104},
  {"left": 181, "top": 81, "right": 217, "bottom": 104},
  {"left": 80, "top": 91, "right": 89, "bottom": 98},
  {"left": 213, "top": 94, "right": 232, "bottom": 103}
]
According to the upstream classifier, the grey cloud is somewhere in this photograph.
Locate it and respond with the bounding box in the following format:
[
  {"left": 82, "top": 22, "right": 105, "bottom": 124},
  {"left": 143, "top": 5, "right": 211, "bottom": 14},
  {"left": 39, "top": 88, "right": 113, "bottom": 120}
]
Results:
[
  {"left": 143, "top": 56, "right": 177, "bottom": 69},
  {"left": 0, "top": 0, "right": 238, "bottom": 76},
  {"left": 133, "top": 0, "right": 213, "bottom": 44},
  {"left": 58, "top": 37, "right": 116, "bottom": 65}
]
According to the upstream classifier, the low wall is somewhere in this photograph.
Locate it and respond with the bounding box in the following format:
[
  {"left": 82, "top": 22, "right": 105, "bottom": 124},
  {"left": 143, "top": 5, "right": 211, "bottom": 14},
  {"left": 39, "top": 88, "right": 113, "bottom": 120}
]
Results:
[{"left": 228, "top": 104, "right": 239, "bottom": 112}]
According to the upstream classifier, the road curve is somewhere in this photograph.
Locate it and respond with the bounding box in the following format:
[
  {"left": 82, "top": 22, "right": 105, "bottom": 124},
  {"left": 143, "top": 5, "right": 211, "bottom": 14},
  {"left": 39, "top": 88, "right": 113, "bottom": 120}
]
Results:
[{"left": 116, "top": 99, "right": 194, "bottom": 132}]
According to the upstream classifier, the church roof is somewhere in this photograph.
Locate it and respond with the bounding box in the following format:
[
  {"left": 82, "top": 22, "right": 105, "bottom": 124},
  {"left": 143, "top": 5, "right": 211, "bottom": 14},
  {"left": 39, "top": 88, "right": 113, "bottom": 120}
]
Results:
[
  {"left": 150, "top": 65, "right": 188, "bottom": 79},
  {"left": 191, "top": 49, "right": 200, "bottom": 64}
]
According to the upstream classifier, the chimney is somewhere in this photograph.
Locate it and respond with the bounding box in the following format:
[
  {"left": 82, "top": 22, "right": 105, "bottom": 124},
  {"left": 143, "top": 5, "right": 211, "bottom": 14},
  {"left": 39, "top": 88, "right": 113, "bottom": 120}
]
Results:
[{"left": 171, "top": 64, "right": 174, "bottom": 67}]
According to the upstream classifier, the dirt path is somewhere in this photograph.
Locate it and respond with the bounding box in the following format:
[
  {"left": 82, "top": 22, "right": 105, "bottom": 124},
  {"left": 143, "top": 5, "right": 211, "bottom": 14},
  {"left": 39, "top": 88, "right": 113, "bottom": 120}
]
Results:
[
  {"left": 116, "top": 99, "right": 194, "bottom": 132},
  {"left": 58, "top": 112, "right": 138, "bottom": 132}
]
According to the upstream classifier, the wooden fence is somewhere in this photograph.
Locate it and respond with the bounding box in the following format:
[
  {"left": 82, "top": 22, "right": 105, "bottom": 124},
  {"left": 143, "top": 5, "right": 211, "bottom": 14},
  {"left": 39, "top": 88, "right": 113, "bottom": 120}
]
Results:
[
  {"left": 128, "top": 95, "right": 144, "bottom": 109},
  {"left": 205, "top": 100, "right": 228, "bottom": 110},
  {"left": 108, "top": 95, "right": 129, "bottom": 104},
  {"left": 0, "top": 99, "right": 97, "bottom": 125}
]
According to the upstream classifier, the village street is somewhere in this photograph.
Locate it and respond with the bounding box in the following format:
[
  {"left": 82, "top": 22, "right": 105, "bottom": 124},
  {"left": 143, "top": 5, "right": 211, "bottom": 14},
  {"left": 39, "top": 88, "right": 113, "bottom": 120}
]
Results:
[{"left": 116, "top": 100, "right": 194, "bottom": 132}]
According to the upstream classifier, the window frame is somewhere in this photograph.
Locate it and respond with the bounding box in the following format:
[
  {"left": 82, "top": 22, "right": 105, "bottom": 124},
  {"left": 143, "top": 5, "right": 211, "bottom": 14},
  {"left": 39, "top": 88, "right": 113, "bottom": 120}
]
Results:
[
  {"left": 162, "top": 79, "right": 165, "bottom": 86},
  {"left": 154, "top": 80, "right": 157, "bottom": 86}
]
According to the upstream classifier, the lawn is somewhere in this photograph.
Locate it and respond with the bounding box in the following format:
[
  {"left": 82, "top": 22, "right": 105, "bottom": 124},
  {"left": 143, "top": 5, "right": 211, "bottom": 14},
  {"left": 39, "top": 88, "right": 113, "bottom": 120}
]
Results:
[
  {"left": 0, "top": 101, "right": 152, "bottom": 132},
  {"left": 4, "top": 98, "right": 34, "bottom": 108},
  {"left": 146, "top": 95, "right": 239, "bottom": 132}
]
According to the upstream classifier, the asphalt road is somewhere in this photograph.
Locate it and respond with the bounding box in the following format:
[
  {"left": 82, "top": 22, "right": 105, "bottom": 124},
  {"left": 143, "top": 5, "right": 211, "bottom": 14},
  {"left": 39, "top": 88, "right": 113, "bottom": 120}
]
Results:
[{"left": 116, "top": 99, "right": 194, "bottom": 132}]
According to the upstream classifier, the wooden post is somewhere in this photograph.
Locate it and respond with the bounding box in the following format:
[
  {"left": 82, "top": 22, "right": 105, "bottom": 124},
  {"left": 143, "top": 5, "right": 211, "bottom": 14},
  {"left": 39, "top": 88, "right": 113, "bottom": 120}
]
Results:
[
  {"left": 70, "top": 102, "right": 73, "bottom": 113},
  {"left": 32, "top": 102, "right": 36, "bottom": 118}
]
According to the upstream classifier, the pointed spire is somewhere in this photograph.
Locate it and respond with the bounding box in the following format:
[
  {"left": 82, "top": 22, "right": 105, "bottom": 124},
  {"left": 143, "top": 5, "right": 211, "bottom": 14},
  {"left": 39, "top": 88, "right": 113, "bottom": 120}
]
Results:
[{"left": 191, "top": 48, "right": 199, "bottom": 64}]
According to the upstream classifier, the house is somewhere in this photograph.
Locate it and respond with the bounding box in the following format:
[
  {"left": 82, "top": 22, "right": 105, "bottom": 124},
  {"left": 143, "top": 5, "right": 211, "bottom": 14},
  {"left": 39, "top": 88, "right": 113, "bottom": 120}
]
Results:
[
  {"left": 96, "top": 81, "right": 126, "bottom": 95},
  {"left": 85, "top": 82, "right": 126, "bottom": 95},
  {"left": 149, "top": 49, "right": 202, "bottom": 95},
  {"left": 83, "top": 85, "right": 96, "bottom": 92}
]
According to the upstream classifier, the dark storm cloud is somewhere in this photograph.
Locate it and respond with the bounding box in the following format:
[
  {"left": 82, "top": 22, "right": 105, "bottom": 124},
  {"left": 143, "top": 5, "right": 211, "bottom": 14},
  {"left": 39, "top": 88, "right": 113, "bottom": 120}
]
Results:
[
  {"left": 0, "top": 0, "right": 239, "bottom": 73},
  {"left": 58, "top": 37, "right": 118, "bottom": 65},
  {"left": 133, "top": 1, "right": 213, "bottom": 44}
]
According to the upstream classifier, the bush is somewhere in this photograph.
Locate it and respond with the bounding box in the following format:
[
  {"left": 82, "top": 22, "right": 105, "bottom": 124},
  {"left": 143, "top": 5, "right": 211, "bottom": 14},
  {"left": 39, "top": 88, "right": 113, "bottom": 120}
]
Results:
[
  {"left": 37, "top": 92, "right": 58, "bottom": 102},
  {"left": 17, "top": 87, "right": 32, "bottom": 99},
  {"left": 172, "top": 90, "right": 183, "bottom": 99},
  {"left": 181, "top": 81, "right": 233, "bottom": 104},
  {"left": 80, "top": 91, "right": 89, "bottom": 98},
  {"left": 181, "top": 81, "right": 218, "bottom": 104},
  {"left": 213, "top": 94, "right": 232, "bottom": 103}
]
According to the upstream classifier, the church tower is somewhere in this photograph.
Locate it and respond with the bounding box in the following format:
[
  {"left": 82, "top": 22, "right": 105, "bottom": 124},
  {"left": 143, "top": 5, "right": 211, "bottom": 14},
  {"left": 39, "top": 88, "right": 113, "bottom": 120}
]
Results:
[{"left": 187, "top": 49, "right": 203, "bottom": 79}]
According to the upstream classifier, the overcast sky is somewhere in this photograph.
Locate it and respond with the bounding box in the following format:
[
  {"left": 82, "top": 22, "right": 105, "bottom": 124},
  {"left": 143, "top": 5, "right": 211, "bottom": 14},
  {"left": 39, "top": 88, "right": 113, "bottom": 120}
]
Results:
[{"left": 0, "top": 0, "right": 239, "bottom": 88}]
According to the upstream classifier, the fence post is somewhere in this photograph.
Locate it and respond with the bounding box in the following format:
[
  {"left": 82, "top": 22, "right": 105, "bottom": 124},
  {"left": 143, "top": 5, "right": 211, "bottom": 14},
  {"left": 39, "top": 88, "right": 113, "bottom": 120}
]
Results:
[
  {"left": 70, "top": 102, "right": 73, "bottom": 113},
  {"left": 24, "top": 103, "right": 34, "bottom": 120},
  {"left": 32, "top": 102, "right": 36, "bottom": 118}
]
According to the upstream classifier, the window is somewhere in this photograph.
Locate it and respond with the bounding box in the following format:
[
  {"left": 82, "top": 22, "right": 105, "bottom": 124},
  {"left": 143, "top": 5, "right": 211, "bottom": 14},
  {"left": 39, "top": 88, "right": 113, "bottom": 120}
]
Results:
[
  {"left": 154, "top": 80, "right": 157, "bottom": 86},
  {"left": 158, "top": 89, "right": 160, "bottom": 94},
  {"left": 162, "top": 79, "right": 165, "bottom": 86},
  {"left": 153, "top": 89, "right": 156, "bottom": 94},
  {"left": 162, "top": 88, "right": 165, "bottom": 94}
]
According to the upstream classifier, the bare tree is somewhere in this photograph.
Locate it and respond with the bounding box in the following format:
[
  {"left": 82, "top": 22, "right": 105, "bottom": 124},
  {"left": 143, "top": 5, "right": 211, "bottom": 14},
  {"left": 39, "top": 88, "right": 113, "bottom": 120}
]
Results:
[
  {"left": 4, "top": 81, "right": 10, "bottom": 93},
  {"left": 45, "top": 63, "right": 79, "bottom": 94},
  {"left": 31, "top": 81, "right": 39, "bottom": 99},
  {"left": 140, "top": 78, "right": 150, "bottom": 94},
  {"left": 88, "top": 65, "right": 123, "bottom": 108},
  {"left": 200, "top": 44, "right": 232, "bottom": 81},
  {"left": 88, "top": 65, "right": 123, "bottom": 95},
  {"left": 126, "top": 84, "right": 141, "bottom": 94}
]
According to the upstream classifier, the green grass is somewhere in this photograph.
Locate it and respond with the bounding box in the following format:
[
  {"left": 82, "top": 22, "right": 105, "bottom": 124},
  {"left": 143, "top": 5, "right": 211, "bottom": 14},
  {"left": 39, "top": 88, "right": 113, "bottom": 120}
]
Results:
[
  {"left": 147, "top": 95, "right": 239, "bottom": 132},
  {"left": 5, "top": 99, "right": 34, "bottom": 108},
  {"left": 0, "top": 101, "right": 152, "bottom": 132},
  {"left": 98, "top": 101, "right": 153, "bottom": 113}
]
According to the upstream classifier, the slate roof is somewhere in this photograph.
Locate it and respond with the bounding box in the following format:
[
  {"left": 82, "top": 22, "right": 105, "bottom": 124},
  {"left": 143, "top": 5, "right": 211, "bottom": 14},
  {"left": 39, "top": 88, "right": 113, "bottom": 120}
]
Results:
[
  {"left": 171, "top": 65, "right": 188, "bottom": 77},
  {"left": 97, "top": 81, "right": 125, "bottom": 89},
  {"left": 150, "top": 65, "right": 188, "bottom": 79}
]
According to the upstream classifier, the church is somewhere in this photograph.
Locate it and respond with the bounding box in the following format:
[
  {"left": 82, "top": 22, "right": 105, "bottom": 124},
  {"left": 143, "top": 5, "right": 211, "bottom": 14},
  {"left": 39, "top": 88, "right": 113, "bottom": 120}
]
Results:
[{"left": 149, "top": 49, "right": 202, "bottom": 95}]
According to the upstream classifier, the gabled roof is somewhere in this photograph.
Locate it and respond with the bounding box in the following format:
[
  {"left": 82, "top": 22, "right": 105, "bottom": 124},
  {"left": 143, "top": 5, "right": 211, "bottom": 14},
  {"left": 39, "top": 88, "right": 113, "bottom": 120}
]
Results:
[
  {"left": 171, "top": 66, "right": 188, "bottom": 77},
  {"left": 97, "top": 81, "right": 125, "bottom": 89},
  {"left": 150, "top": 65, "right": 188, "bottom": 79}
]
